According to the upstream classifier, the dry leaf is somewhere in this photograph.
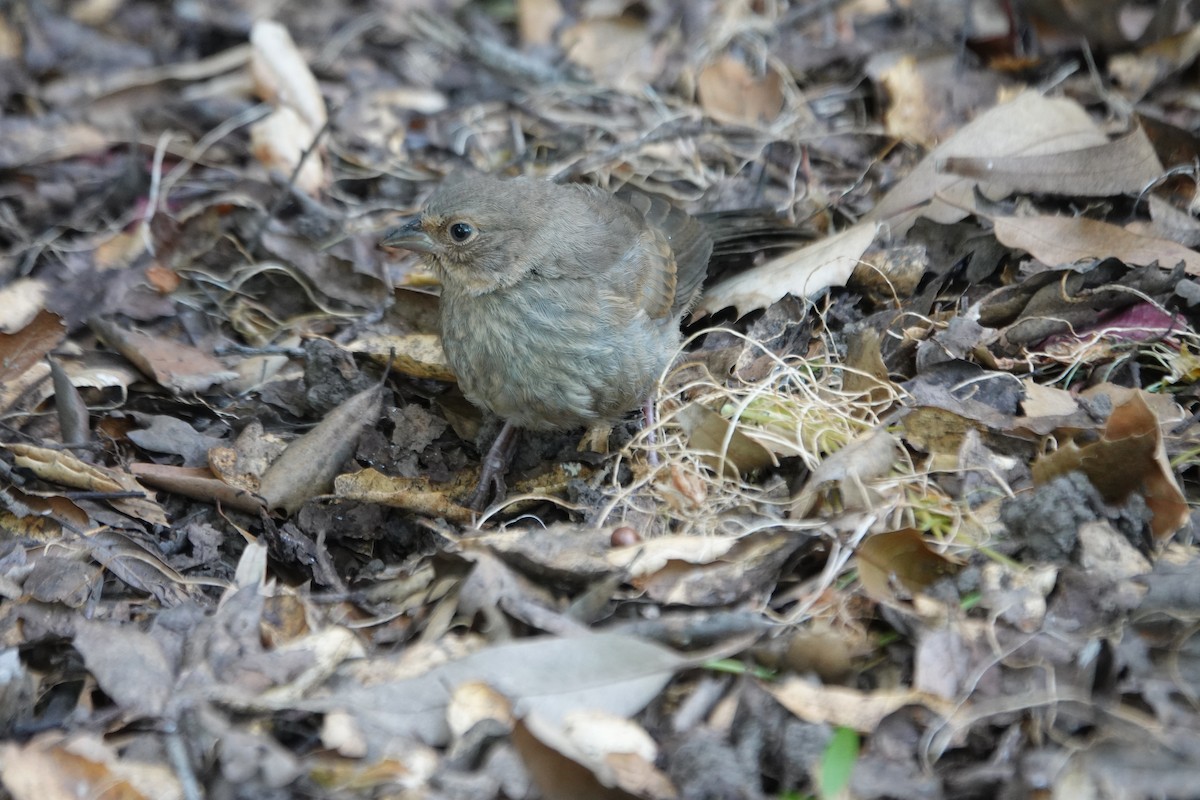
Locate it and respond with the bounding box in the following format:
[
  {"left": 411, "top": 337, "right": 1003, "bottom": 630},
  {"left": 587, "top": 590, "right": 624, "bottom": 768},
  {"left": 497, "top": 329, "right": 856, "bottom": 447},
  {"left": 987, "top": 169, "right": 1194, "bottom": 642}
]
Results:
[
  {"left": 560, "top": 15, "right": 660, "bottom": 92},
  {"left": 0, "top": 309, "right": 65, "bottom": 383},
  {"left": 74, "top": 620, "right": 174, "bottom": 717},
  {"left": 259, "top": 383, "right": 383, "bottom": 514},
  {"left": 88, "top": 317, "right": 237, "bottom": 394},
  {"left": 307, "top": 633, "right": 685, "bottom": 750},
  {"left": 0, "top": 280, "right": 53, "bottom": 335},
  {"left": 5, "top": 443, "right": 168, "bottom": 526},
  {"left": 515, "top": 709, "right": 675, "bottom": 800},
  {"left": 249, "top": 106, "right": 327, "bottom": 196},
  {"left": 334, "top": 467, "right": 475, "bottom": 525},
  {"left": 766, "top": 676, "right": 952, "bottom": 733},
  {"left": 348, "top": 332, "right": 456, "bottom": 382},
  {"left": 856, "top": 529, "right": 960, "bottom": 602},
  {"left": 696, "top": 54, "right": 785, "bottom": 126},
  {"left": 0, "top": 733, "right": 183, "bottom": 800},
  {"left": 250, "top": 19, "right": 326, "bottom": 132},
  {"left": 130, "top": 463, "right": 266, "bottom": 515},
  {"left": 991, "top": 213, "right": 1200, "bottom": 275},
  {"left": 695, "top": 221, "right": 879, "bottom": 318},
  {"left": 940, "top": 125, "right": 1163, "bottom": 196},
  {"left": 866, "top": 51, "right": 1006, "bottom": 146},
  {"left": 1031, "top": 390, "right": 1188, "bottom": 541},
  {"left": 866, "top": 91, "right": 1110, "bottom": 233},
  {"left": 606, "top": 535, "right": 740, "bottom": 576},
  {"left": 518, "top": 0, "right": 565, "bottom": 46},
  {"left": 790, "top": 429, "right": 900, "bottom": 518},
  {"left": 674, "top": 403, "right": 777, "bottom": 477}
]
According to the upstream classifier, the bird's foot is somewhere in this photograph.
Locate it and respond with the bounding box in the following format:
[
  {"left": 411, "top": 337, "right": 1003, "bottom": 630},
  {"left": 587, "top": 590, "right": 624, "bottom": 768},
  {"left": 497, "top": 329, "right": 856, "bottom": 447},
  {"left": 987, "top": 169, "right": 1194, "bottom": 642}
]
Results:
[
  {"left": 466, "top": 421, "right": 519, "bottom": 511},
  {"left": 643, "top": 398, "right": 660, "bottom": 468}
]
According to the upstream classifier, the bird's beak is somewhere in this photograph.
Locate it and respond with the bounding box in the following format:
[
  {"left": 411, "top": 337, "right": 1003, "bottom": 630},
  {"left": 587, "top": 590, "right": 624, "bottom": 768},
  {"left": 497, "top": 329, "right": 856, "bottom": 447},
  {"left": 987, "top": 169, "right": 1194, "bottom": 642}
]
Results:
[{"left": 381, "top": 218, "right": 436, "bottom": 253}]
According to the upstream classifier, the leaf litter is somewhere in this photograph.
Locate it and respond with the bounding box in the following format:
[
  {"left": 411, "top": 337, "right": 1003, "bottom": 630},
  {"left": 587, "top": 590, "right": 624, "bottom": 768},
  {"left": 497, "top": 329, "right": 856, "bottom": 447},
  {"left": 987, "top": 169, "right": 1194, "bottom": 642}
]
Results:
[{"left": 3, "top": 1, "right": 1200, "bottom": 799}]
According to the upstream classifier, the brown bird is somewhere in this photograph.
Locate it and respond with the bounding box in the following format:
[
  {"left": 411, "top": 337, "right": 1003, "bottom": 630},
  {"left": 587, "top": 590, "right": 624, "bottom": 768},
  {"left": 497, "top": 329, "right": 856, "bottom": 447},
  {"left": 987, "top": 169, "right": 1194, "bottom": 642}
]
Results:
[{"left": 382, "top": 171, "right": 715, "bottom": 509}]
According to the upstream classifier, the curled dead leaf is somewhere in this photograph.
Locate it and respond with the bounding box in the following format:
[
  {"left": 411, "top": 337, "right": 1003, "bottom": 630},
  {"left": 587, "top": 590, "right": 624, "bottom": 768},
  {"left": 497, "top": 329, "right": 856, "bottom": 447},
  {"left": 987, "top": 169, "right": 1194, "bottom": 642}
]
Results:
[{"left": 259, "top": 383, "right": 383, "bottom": 514}]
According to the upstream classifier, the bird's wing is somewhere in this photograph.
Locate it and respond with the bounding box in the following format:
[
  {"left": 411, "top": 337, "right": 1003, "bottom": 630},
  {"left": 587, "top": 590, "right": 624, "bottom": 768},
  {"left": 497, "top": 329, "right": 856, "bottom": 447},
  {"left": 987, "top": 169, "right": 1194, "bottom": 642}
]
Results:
[{"left": 616, "top": 188, "right": 713, "bottom": 318}]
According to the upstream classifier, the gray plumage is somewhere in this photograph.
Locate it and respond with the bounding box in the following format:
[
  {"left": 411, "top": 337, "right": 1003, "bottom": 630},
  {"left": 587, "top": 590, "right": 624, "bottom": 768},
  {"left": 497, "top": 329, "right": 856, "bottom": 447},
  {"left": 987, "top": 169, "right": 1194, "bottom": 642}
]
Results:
[{"left": 389, "top": 172, "right": 711, "bottom": 432}]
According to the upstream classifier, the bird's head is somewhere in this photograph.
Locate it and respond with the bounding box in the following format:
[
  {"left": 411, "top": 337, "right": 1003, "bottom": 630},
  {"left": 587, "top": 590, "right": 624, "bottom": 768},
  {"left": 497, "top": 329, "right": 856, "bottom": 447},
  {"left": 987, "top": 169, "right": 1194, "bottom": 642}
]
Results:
[{"left": 382, "top": 171, "right": 556, "bottom": 296}]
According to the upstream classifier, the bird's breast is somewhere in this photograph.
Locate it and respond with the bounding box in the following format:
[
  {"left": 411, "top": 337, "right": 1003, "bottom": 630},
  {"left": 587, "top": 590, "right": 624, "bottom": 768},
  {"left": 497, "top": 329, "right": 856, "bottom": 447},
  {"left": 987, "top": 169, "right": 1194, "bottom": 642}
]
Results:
[{"left": 438, "top": 279, "right": 679, "bottom": 430}]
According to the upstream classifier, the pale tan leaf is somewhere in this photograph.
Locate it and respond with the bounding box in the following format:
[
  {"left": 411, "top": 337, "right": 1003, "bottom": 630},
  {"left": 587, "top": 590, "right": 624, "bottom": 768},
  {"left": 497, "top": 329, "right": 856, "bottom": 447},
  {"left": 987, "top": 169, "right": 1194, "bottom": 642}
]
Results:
[
  {"left": 697, "top": 54, "right": 785, "bottom": 126},
  {"left": 0, "top": 733, "right": 183, "bottom": 800},
  {"left": 560, "top": 15, "right": 660, "bottom": 92},
  {"left": 865, "top": 51, "right": 1006, "bottom": 147},
  {"left": 766, "top": 676, "right": 952, "bottom": 733},
  {"left": 606, "top": 535, "right": 740, "bottom": 576},
  {"left": 867, "top": 91, "right": 1109, "bottom": 233},
  {"left": 307, "top": 633, "right": 685, "bottom": 748},
  {"left": 939, "top": 126, "right": 1163, "bottom": 196},
  {"left": 695, "top": 221, "right": 879, "bottom": 318},
  {"left": 517, "top": 0, "right": 564, "bottom": 46},
  {"left": 0, "top": 279, "right": 51, "bottom": 334},
  {"left": 992, "top": 214, "right": 1200, "bottom": 274},
  {"left": 249, "top": 107, "right": 327, "bottom": 196},
  {"left": 250, "top": 20, "right": 326, "bottom": 131},
  {"left": 348, "top": 332, "right": 456, "bottom": 382},
  {"left": 5, "top": 443, "right": 169, "bottom": 526},
  {"left": 517, "top": 709, "right": 675, "bottom": 800}
]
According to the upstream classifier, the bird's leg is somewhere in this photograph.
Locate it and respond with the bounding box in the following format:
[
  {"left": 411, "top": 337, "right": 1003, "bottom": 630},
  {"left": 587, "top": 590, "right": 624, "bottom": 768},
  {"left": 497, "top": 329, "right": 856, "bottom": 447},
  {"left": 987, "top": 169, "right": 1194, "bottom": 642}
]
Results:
[
  {"left": 468, "top": 421, "right": 520, "bottom": 510},
  {"left": 643, "top": 398, "right": 660, "bottom": 467}
]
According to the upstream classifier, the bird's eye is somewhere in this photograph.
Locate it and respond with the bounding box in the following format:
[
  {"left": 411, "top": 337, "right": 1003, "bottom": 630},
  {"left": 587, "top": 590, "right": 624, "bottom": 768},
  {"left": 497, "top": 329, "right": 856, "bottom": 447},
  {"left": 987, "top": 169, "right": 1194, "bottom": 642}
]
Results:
[{"left": 448, "top": 222, "right": 475, "bottom": 243}]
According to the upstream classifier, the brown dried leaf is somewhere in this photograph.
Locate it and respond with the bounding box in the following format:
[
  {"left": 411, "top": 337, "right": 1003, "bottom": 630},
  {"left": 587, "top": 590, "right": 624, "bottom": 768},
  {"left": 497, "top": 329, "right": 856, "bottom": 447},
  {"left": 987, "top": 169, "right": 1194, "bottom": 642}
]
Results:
[
  {"left": 765, "top": 676, "right": 952, "bottom": 733},
  {"left": 0, "top": 309, "right": 64, "bottom": 383},
  {"left": 697, "top": 54, "right": 784, "bottom": 126},
  {"left": 991, "top": 213, "right": 1200, "bottom": 274},
  {"left": 5, "top": 443, "right": 168, "bottom": 526},
  {"left": 856, "top": 529, "right": 960, "bottom": 603},
  {"left": 1031, "top": 390, "right": 1188, "bottom": 541},
  {"left": 259, "top": 383, "right": 383, "bottom": 514},
  {"left": 0, "top": 488, "right": 90, "bottom": 538},
  {"left": 674, "top": 403, "right": 777, "bottom": 477},
  {"left": 130, "top": 463, "right": 266, "bottom": 515},
  {"left": 940, "top": 125, "right": 1163, "bottom": 196},
  {"left": 88, "top": 317, "right": 237, "bottom": 394}
]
